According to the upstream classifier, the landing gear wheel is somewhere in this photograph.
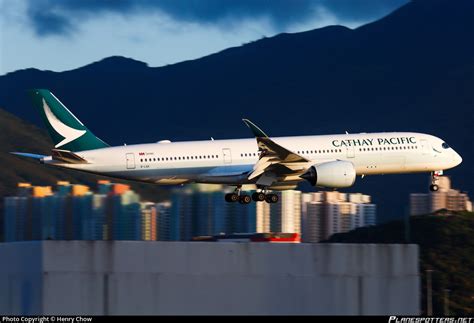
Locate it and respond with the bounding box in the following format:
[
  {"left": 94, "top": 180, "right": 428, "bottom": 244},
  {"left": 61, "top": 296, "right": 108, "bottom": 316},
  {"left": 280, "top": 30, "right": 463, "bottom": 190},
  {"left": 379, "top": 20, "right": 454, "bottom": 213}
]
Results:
[
  {"left": 429, "top": 171, "right": 442, "bottom": 192},
  {"left": 239, "top": 194, "right": 252, "bottom": 204},
  {"left": 265, "top": 194, "right": 279, "bottom": 203},
  {"left": 225, "top": 193, "right": 239, "bottom": 203},
  {"left": 252, "top": 192, "right": 266, "bottom": 202}
]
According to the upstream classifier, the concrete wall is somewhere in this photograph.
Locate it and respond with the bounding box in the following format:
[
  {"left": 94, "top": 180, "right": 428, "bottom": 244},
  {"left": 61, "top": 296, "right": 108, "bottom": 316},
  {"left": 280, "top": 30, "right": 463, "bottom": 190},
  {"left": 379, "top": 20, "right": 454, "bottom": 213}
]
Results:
[{"left": 0, "top": 241, "right": 420, "bottom": 315}]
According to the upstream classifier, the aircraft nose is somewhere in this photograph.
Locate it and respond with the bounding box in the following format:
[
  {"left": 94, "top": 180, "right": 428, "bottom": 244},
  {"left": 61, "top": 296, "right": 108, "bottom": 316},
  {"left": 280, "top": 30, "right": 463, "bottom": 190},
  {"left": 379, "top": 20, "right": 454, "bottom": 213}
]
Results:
[{"left": 453, "top": 151, "right": 463, "bottom": 166}]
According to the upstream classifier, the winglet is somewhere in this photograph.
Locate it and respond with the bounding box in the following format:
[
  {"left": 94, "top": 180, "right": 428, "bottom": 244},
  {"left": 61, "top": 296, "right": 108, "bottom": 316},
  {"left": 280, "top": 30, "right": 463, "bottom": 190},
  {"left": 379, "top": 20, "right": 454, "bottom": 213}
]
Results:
[{"left": 242, "top": 119, "right": 269, "bottom": 138}]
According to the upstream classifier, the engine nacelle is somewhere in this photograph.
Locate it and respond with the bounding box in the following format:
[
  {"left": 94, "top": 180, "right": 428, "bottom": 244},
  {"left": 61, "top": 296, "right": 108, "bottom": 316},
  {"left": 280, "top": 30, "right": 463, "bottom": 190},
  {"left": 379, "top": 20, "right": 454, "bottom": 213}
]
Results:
[{"left": 301, "top": 160, "right": 356, "bottom": 188}]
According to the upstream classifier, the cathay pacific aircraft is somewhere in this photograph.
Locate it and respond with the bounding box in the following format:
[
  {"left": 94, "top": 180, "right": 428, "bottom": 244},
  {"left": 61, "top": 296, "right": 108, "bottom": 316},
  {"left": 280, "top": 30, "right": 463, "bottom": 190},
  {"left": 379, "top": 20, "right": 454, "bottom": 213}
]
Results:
[{"left": 12, "top": 89, "right": 462, "bottom": 204}]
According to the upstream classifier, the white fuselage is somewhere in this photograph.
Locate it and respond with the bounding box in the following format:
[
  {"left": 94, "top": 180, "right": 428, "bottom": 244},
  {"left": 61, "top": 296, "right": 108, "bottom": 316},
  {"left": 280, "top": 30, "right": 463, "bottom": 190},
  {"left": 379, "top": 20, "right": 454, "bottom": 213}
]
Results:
[{"left": 43, "top": 132, "right": 462, "bottom": 188}]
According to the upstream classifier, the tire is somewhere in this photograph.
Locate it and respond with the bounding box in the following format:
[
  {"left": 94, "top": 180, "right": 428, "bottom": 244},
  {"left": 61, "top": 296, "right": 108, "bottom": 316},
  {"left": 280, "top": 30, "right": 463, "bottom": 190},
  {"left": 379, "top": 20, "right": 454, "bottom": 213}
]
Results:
[
  {"left": 429, "top": 184, "right": 439, "bottom": 192},
  {"left": 252, "top": 192, "right": 265, "bottom": 202},
  {"left": 225, "top": 193, "right": 239, "bottom": 202},
  {"left": 265, "top": 194, "right": 279, "bottom": 203},
  {"left": 269, "top": 194, "right": 279, "bottom": 203},
  {"left": 239, "top": 194, "right": 251, "bottom": 204}
]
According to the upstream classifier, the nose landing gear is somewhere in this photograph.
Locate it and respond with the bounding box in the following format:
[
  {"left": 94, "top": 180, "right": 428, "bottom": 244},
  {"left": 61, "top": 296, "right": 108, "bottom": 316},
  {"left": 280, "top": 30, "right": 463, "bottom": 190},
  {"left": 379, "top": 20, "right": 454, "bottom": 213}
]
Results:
[{"left": 429, "top": 170, "right": 443, "bottom": 192}]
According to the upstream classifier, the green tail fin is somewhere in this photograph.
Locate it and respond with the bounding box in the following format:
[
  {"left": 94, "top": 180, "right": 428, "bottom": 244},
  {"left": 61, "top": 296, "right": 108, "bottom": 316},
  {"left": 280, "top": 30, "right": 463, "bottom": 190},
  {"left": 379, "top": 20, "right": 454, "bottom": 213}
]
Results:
[{"left": 29, "top": 89, "right": 109, "bottom": 152}]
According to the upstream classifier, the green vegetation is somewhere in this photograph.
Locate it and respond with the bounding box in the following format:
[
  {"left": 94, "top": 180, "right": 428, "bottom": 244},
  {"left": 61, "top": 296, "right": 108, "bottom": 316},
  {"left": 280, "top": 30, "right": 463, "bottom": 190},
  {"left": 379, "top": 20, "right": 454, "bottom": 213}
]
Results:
[{"left": 325, "top": 212, "right": 474, "bottom": 315}]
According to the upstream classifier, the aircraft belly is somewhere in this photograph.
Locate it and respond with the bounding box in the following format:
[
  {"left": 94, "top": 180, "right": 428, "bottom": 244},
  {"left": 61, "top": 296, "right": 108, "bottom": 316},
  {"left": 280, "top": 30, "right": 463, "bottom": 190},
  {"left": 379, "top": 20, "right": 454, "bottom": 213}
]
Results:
[{"left": 103, "top": 164, "right": 254, "bottom": 185}]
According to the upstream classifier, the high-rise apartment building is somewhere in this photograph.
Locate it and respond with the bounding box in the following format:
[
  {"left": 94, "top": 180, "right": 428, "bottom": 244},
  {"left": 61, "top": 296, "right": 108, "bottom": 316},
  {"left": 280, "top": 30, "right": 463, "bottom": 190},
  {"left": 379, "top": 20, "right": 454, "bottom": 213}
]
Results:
[
  {"left": 410, "top": 177, "right": 472, "bottom": 216},
  {"left": 4, "top": 181, "right": 147, "bottom": 242},
  {"left": 168, "top": 184, "right": 258, "bottom": 241},
  {"left": 302, "top": 191, "right": 376, "bottom": 242},
  {"left": 4, "top": 181, "right": 378, "bottom": 243}
]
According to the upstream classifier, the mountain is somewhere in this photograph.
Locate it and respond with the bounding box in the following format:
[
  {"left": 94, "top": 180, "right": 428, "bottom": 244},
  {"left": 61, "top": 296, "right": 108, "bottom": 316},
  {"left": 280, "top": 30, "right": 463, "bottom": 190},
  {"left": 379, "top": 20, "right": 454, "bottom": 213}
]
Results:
[
  {"left": 0, "top": 108, "right": 169, "bottom": 239},
  {"left": 1, "top": 0, "right": 473, "bottom": 222},
  {"left": 325, "top": 211, "right": 474, "bottom": 315}
]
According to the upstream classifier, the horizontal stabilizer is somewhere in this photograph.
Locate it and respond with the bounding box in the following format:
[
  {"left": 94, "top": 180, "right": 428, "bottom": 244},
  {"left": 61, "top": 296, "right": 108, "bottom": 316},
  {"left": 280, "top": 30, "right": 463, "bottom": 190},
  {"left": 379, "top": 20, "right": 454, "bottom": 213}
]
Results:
[
  {"left": 52, "top": 149, "right": 88, "bottom": 164},
  {"left": 10, "top": 152, "right": 46, "bottom": 160}
]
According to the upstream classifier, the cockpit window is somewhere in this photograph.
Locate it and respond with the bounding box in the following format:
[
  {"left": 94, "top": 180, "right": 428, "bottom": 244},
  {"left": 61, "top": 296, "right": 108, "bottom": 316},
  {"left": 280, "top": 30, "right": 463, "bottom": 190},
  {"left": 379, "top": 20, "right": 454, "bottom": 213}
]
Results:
[{"left": 442, "top": 142, "right": 450, "bottom": 149}]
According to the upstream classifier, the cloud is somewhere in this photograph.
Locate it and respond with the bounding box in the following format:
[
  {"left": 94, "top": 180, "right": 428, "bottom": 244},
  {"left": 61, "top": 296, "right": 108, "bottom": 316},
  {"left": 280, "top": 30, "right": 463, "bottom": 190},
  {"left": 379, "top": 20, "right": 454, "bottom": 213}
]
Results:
[
  {"left": 27, "top": 10, "right": 75, "bottom": 36},
  {"left": 25, "top": 0, "right": 409, "bottom": 37}
]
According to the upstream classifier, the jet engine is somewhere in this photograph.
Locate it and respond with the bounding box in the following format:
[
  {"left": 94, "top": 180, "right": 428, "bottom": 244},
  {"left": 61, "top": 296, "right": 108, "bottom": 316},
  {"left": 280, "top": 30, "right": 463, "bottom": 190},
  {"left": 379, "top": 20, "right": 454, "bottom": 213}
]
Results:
[{"left": 300, "top": 160, "right": 356, "bottom": 188}]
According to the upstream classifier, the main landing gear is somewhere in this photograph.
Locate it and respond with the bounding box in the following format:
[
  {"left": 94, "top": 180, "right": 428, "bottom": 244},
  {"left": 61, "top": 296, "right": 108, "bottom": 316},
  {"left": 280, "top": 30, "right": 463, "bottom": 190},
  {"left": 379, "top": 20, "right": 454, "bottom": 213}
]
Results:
[
  {"left": 429, "top": 170, "right": 443, "bottom": 192},
  {"left": 225, "top": 186, "right": 279, "bottom": 204}
]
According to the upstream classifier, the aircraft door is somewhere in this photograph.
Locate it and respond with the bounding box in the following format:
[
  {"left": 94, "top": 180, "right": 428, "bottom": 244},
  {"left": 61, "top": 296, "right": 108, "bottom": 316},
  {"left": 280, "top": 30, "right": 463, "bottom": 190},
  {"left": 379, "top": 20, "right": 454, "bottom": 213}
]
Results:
[
  {"left": 222, "top": 148, "right": 232, "bottom": 164},
  {"left": 420, "top": 139, "right": 430, "bottom": 155},
  {"left": 126, "top": 153, "right": 136, "bottom": 169},
  {"left": 346, "top": 147, "right": 355, "bottom": 158}
]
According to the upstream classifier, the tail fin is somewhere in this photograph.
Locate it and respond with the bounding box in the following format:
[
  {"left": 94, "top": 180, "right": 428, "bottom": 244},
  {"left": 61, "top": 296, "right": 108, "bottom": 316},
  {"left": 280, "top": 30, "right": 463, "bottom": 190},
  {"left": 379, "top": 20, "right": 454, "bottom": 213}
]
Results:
[{"left": 29, "top": 89, "right": 109, "bottom": 151}]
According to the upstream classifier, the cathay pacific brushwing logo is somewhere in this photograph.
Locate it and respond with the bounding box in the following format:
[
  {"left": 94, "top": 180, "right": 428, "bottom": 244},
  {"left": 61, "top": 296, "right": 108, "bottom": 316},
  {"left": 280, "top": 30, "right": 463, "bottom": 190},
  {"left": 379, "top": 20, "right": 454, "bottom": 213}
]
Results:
[{"left": 42, "top": 98, "right": 86, "bottom": 148}]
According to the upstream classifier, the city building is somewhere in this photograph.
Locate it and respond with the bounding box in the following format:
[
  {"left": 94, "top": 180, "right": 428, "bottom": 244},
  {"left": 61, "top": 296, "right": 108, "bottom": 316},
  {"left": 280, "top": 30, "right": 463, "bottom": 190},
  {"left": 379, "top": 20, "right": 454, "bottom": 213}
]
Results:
[
  {"left": 168, "top": 184, "right": 257, "bottom": 241},
  {"left": 410, "top": 177, "right": 472, "bottom": 216},
  {"left": 141, "top": 202, "right": 158, "bottom": 241},
  {"left": 4, "top": 181, "right": 377, "bottom": 244},
  {"left": 4, "top": 181, "right": 155, "bottom": 242},
  {"left": 269, "top": 190, "right": 302, "bottom": 234},
  {"left": 301, "top": 191, "right": 376, "bottom": 242},
  {"left": 156, "top": 201, "right": 172, "bottom": 241}
]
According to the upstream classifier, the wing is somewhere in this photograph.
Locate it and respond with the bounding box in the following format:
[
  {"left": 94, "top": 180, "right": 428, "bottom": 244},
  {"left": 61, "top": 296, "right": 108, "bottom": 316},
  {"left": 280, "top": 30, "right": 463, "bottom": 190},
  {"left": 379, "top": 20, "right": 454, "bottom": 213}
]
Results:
[{"left": 242, "top": 119, "right": 312, "bottom": 187}]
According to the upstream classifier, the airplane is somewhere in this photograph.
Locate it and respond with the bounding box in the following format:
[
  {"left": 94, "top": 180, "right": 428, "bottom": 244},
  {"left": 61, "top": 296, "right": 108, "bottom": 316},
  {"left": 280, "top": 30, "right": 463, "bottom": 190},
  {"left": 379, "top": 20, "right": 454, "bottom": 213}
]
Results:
[{"left": 12, "top": 89, "right": 462, "bottom": 204}]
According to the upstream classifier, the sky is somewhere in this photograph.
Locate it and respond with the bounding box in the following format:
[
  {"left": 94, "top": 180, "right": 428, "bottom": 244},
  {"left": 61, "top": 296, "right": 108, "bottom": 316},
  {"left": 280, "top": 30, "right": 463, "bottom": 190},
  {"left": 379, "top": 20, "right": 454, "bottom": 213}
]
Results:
[{"left": 0, "top": 0, "right": 409, "bottom": 75}]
